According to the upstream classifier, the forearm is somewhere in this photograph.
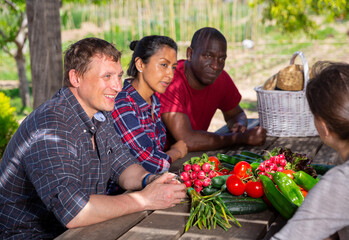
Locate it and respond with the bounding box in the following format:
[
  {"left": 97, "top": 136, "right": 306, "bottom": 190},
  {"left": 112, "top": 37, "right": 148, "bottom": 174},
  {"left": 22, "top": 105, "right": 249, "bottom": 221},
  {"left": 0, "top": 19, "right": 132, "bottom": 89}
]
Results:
[
  {"left": 118, "top": 164, "right": 149, "bottom": 190},
  {"left": 66, "top": 192, "right": 146, "bottom": 228},
  {"left": 182, "top": 130, "right": 245, "bottom": 152}
]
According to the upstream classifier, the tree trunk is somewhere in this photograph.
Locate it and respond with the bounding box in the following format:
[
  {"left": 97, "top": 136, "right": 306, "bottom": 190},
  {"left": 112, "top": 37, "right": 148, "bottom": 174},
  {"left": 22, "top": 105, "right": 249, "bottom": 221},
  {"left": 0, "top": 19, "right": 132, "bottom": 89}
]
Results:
[
  {"left": 15, "top": 51, "right": 31, "bottom": 108},
  {"left": 26, "top": 0, "right": 63, "bottom": 109}
]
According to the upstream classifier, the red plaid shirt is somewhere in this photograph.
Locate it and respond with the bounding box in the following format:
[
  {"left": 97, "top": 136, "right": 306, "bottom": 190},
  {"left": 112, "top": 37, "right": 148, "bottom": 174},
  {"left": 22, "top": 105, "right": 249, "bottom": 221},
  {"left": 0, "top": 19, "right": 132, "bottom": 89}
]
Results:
[{"left": 112, "top": 79, "right": 170, "bottom": 173}]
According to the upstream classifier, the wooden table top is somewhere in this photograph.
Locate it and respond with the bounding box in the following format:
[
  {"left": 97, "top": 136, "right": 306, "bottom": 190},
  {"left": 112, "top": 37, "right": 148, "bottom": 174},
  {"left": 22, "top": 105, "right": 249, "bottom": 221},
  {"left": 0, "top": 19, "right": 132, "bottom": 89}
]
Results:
[{"left": 56, "top": 132, "right": 339, "bottom": 240}]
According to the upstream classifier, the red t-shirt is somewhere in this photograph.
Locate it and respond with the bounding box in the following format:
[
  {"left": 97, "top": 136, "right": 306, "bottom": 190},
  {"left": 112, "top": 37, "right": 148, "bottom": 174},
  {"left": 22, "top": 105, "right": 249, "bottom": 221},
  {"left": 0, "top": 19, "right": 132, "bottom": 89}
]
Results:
[{"left": 159, "top": 59, "right": 241, "bottom": 131}]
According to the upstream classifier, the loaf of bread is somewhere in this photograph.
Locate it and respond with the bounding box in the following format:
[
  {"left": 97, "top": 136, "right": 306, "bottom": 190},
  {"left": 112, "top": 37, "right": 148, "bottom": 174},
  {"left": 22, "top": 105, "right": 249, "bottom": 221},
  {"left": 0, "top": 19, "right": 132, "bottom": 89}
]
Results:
[{"left": 276, "top": 64, "right": 304, "bottom": 91}]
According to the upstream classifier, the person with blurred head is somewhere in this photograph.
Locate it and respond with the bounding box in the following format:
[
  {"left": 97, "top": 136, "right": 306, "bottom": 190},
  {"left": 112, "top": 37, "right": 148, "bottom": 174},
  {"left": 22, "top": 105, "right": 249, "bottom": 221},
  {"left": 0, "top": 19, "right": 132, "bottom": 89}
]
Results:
[
  {"left": 111, "top": 35, "right": 187, "bottom": 175},
  {"left": 158, "top": 27, "right": 266, "bottom": 152},
  {"left": 0, "top": 37, "right": 186, "bottom": 239},
  {"left": 272, "top": 61, "right": 349, "bottom": 240}
]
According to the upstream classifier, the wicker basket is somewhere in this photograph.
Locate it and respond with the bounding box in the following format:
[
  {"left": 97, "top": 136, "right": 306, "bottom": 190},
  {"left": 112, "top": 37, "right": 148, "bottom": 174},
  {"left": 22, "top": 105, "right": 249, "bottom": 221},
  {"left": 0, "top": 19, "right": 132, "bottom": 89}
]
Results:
[{"left": 254, "top": 51, "right": 318, "bottom": 137}]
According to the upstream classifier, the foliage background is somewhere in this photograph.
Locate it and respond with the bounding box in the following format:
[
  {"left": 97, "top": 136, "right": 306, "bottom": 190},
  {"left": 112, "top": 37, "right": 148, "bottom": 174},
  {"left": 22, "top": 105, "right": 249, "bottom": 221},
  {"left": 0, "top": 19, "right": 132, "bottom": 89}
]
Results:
[{"left": 1, "top": 0, "right": 349, "bottom": 129}]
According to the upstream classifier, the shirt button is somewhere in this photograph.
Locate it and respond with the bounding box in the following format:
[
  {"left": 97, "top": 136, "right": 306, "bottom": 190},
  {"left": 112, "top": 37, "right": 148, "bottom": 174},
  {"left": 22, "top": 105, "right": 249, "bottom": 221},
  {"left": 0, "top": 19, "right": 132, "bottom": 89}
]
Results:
[
  {"left": 83, "top": 129, "right": 87, "bottom": 133},
  {"left": 91, "top": 127, "right": 95, "bottom": 130}
]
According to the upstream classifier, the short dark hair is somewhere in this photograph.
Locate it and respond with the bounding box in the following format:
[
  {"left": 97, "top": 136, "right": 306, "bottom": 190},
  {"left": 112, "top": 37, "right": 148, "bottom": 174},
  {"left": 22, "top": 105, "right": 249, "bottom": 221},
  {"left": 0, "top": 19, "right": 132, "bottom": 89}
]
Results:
[
  {"left": 306, "top": 61, "right": 349, "bottom": 140},
  {"left": 190, "top": 27, "right": 227, "bottom": 49},
  {"left": 63, "top": 37, "right": 121, "bottom": 87},
  {"left": 127, "top": 35, "right": 177, "bottom": 78}
]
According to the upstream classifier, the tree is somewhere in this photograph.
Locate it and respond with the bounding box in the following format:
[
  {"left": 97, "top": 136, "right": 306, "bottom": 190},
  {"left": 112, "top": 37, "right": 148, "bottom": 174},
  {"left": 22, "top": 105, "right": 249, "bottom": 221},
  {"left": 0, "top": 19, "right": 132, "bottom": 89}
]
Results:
[
  {"left": 26, "top": 0, "right": 63, "bottom": 109},
  {"left": 0, "top": 0, "right": 31, "bottom": 108},
  {"left": 250, "top": 0, "right": 349, "bottom": 36}
]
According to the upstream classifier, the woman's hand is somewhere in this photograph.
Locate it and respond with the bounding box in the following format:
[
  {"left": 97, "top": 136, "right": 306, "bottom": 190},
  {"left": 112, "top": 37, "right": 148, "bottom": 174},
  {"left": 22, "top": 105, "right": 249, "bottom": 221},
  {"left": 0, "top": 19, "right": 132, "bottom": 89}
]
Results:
[{"left": 166, "top": 140, "right": 188, "bottom": 161}]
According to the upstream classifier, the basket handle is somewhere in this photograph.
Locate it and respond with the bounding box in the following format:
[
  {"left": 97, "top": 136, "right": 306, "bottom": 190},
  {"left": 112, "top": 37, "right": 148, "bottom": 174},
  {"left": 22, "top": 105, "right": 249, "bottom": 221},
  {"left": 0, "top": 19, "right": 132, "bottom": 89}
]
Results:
[{"left": 290, "top": 51, "right": 309, "bottom": 91}]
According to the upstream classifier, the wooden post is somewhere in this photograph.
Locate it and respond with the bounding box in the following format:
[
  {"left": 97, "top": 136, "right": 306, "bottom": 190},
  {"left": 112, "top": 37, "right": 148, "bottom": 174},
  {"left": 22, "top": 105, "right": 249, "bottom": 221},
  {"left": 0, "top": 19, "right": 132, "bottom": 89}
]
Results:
[{"left": 26, "top": 0, "right": 63, "bottom": 109}]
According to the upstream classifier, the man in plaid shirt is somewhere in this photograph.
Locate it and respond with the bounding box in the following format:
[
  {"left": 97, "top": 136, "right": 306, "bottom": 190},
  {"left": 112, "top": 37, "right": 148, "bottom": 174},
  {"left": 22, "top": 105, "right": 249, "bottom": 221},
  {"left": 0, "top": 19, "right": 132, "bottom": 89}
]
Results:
[{"left": 0, "top": 37, "right": 186, "bottom": 239}]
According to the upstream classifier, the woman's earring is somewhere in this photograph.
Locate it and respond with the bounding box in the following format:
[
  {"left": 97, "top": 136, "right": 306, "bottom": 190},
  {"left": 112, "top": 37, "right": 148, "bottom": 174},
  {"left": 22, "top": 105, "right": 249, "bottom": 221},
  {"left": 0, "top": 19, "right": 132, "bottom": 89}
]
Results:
[{"left": 139, "top": 69, "right": 142, "bottom": 72}]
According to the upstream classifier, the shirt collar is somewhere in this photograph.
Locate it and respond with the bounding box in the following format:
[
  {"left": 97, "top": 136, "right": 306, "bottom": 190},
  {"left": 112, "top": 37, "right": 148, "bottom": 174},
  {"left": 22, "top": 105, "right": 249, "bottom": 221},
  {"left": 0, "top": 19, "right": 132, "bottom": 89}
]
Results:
[
  {"left": 60, "top": 87, "right": 107, "bottom": 134},
  {"left": 123, "top": 79, "right": 160, "bottom": 113}
]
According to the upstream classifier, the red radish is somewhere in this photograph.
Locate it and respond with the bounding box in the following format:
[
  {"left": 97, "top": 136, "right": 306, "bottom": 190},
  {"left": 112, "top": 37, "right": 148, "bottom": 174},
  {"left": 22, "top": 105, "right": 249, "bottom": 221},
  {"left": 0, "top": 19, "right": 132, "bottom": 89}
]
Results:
[
  {"left": 202, "top": 178, "right": 211, "bottom": 187},
  {"left": 194, "top": 186, "right": 203, "bottom": 193},
  {"left": 181, "top": 172, "right": 190, "bottom": 182},
  {"left": 184, "top": 181, "right": 192, "bottom": 188},
  {"left": 278, "top": 154, "right": 285, "bottom": 160},
  {"left": 184, "top": 164, "right": 192, "bottom": 172},
  {"left": 277, "top": 166, "right": 285, "bottom": 172},
  {"left": 192, "top": 164, "right": 201, "bottom": 172},
  {"left": 190, "top": 171, "right": 198, "bottom": 180},
  {"left": 279, "top": 159, "right": 287, "bottom": 167},
  {"left": 208, "top": 170, "right": 216, "bottom": 179},
  {"left": 269, "top": 156, "right": 276, "bottom": 163},
  {"left": 194, "top": 179, "right": 203, "bottom": 187},
  {"left": 270, "top": 163, "right": 278, "bottom": 171},
  {"left": 258, "top": 163, "right": 265, "bottom": 171},
  {"left": 202, "top": 163, "right": 212, "bottom": 173},
  {"left": 197, "top": 170, "right": 206, "bottom": 180}
]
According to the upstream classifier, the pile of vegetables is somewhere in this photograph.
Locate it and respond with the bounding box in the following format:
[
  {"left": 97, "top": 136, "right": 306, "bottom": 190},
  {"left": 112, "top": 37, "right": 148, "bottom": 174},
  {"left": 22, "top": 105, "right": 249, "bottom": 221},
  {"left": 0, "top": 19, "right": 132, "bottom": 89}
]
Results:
[{"left": 182, "top": 147, "right": 334, "bottom": 231}]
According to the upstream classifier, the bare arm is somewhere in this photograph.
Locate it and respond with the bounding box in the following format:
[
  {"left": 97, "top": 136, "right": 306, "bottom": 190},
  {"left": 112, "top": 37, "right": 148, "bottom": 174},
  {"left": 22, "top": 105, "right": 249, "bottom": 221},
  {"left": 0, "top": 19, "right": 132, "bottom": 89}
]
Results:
[
  {"left": 66, "top": 167, "right": 186, "bottom": 228},
  {"left": 161, "top": 112, "right": 266, "bottom": 152}
]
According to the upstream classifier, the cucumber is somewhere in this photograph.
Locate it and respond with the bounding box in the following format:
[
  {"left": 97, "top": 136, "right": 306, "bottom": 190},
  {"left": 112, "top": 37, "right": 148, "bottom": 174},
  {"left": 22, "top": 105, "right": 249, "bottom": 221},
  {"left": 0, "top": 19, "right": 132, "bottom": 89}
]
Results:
[
  {"left": 220, "top": 196, "right": 267, "bottom": 215},
  {"left": 240, "top": 151, "right": 264, "bottom": 159},
  {"left": 219, "top": 192, "right": 264, "bottom": 203},
  {"left": 211, "top": 175, "right": 231, "bottom": 189},
  {"left": 221, "top": 162, "right": 235, "bottom": 170},
  {"left": 202, "top": 186, "right": 220, "bottom": 196},
  {"left": 311, "top": 163, "right": 334, "bottom": 175}
]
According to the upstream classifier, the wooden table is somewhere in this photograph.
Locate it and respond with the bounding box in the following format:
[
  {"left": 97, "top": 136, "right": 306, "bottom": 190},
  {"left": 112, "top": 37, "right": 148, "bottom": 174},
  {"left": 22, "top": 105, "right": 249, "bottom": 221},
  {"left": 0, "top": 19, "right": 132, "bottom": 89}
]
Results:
[{"left": 56, "top": 126, "right": 340, "bottom": 240}]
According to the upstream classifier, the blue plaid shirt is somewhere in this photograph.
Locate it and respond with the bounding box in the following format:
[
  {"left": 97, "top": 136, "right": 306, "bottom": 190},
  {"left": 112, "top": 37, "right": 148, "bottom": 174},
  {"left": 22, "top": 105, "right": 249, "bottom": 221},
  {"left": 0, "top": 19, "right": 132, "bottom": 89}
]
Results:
[
  {"left": 0, "top": 87, "right": 138, "bottom": 239},
  {"left": 111, "top": 79, "right": 170, "bottom": 174}
]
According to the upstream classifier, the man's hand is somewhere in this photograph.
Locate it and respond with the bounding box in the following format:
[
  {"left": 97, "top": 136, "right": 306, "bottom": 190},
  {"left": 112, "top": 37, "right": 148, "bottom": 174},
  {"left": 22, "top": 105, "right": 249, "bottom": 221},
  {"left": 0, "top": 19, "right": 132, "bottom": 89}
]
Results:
[
  {"left": 230, "top": 122, "right": 247, "bottom": 133},
  {"left": 140, "top": 173, "right": 187, "bottom": 210},
  {"left": 241, "top": 126, "right": 267, "bottom": 146}
]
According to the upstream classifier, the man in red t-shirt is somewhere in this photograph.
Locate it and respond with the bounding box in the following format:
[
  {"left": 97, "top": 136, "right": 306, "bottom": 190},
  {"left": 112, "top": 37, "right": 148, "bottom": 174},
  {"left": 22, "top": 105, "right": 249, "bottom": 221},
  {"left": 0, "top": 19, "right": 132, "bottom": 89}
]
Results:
[{"left": 159, "top": 27, "right": 266, "bottom": 151}]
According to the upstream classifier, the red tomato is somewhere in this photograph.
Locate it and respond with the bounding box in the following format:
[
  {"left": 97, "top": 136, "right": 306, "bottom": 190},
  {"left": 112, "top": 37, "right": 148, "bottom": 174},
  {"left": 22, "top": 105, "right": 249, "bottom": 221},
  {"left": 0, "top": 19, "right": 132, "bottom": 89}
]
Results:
[
  {"left": 234, "top": 161, "right": 252, "bottom": 179},
  {"left": 219, "top": 169, "right": 229, "bottom": 175},
  {"left": 208, "top": 156, "right": 221, "bottom": 171},
  {"left": 226, "top": 175, "right": 245, "bottom": 196},
  {"left": 282, "top": 170, "right": 295, "bottom": 180},
  {"left": 245, "top": 181, "right": 264, "bottom": 198}
]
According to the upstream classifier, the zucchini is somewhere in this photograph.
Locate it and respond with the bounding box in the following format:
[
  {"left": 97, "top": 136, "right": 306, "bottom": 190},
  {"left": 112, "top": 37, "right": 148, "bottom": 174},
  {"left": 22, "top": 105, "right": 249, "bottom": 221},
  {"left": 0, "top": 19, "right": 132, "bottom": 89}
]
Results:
[
  {"left": 220, "top": 195, "right": 267, "bottom": 215},
  {"left": 311, "top": 163, "right": 334, "bottom": 175}
]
